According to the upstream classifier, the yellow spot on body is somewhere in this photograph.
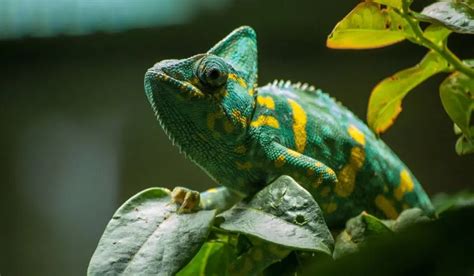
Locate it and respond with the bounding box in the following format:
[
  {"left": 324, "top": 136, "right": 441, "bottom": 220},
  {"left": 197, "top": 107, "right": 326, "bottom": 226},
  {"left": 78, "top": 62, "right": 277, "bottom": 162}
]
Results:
[
  {"left": 320, "top": 186, "right": 331, "bottom": 196},
  {"left": 207, "top": 188, "right": 218, "bottom": 193},
  {"left": 224, "top": 120, "right": 234, "bottom": 133},
  {"left": 236, "top": 161, "right": 253, "bottom": 170},
  {"left": 252, "top": 248, "right": 263, "bottom": 261},
  {"left": 250, "top": 115, "right": 280, "bottom": 129},
  {"left": 322, "top": 202, "right": 338, "bottom": 214},
  {"left": 394, "top": 169, "right": 415, "bottom": 200},
  {"left": 288, "top": 99, "right": 307, "bottom": 153},
  {"left": 375, "top": 194, "right": 399, "bottom": 219},
  {"left": 257, "top": 95, "right": 275, "bottom": 110},
  {"left": 228, "top": 73, "right": 247, "bottom": 88},
  {"left": 287, "top": 149, "right": 302, "bottom": 158},
  {"left": 348, "top": 124, "right": 366, "bottom": 146},
  {"left": 274, "top": 155, "right": 286, "bottom": 168},
  {"left": 231, "top": 109, "right": 247, "bottom": 127},
  {"left": 248, "top": 87, "right": 255, "bottom": 96},
  {"left": 234, "top": 145, "right": 247, "bottom": 154},
  {"left": 326, "top": 167, "right": 336, "bottom": 177},
  {"left": 335, "top": 146, "right": 365, "bottom": 197}
]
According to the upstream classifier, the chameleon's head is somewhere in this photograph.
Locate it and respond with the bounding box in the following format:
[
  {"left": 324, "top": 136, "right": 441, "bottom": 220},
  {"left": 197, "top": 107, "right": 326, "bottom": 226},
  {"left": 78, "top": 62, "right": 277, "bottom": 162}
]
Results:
[{"left": 144, "top": 26, "right": 257, "bottom": 156}]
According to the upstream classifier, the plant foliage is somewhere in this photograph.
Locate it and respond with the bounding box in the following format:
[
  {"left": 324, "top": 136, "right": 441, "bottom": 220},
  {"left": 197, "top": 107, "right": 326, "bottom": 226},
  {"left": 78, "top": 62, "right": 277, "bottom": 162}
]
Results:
[
  {"left": 88, "top": 177, "right": 474, "bottom": 275},
  {"left": 327, "top": 0, "right": 474, "bottom": 155}
]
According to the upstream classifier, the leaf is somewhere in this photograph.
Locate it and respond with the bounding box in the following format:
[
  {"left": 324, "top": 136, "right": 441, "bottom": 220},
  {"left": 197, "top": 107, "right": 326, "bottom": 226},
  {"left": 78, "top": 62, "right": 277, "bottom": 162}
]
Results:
[
  {"left": 304, "top": 207, "right": 474, "bottom": 275},
  {"left": 219, "top": 175, "right": 334, "bottom": 255},
  {"left": 432, "top": 191, "right": 474, "bottom": 214},
  {"left": 333, "top": 211, "right": 392, "bottom": 259},
  {"left": 367, "top": 51, "right": 448, "bottom": 134},
  {"left": 327, "top": 2, "right": 411, "bottom": 49},
  {"left": 440, "top": 71, "right": 474, "bottom": 155},
  {"left": 177, "top": 242, "right": 236, "bottom": 276},
  {"left": 440, "top": 71, "right": 474, "bottom": 137},
  {"left": 332, "top": 230, "right": 359, "bottom": 259},
  {"left": 360, "top": 211, "right": 393, "bottom": 235},
  {"left": 391, "top": 208, "right": 431, "bottom": 232},
  {"left": 421, "top": 2, "right": 474, "bottom": 34},
  {"left": 456, "top": 134, "right": 474, "bottom": 154},
  {"left": 372, "top": 0, "right": 403, "bottom": 10},
  {"left": 345, "top": 212, "right": 392, "bottom": 242},
  {"left": 88, "top": 188, "right": 216, "bottom": 276},
  {"left": 423, "top": 24, "right": 452, "bottom": 45},
  {"left": 229, "top": 240, "right": 292, "bottom": 275}
]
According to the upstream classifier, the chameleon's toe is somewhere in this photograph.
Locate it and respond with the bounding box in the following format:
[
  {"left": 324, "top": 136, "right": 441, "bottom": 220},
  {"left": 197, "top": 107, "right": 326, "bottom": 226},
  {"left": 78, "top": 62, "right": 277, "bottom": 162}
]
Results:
[{"left": 171, "top": 187, "right": 201, "bottom": 213}]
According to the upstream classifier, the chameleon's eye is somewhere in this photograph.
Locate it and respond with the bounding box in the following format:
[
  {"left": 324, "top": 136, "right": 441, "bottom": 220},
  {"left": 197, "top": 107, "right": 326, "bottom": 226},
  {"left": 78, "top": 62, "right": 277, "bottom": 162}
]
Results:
[{"left": 197, "top": 56, "right": 229, "bottom": 88}]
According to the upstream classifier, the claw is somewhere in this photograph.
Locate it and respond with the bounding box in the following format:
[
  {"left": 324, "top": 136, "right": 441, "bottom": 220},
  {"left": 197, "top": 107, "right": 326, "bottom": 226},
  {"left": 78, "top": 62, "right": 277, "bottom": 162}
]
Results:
[{"left": 171, "top": 187, "right": 201, "bottom": 213}]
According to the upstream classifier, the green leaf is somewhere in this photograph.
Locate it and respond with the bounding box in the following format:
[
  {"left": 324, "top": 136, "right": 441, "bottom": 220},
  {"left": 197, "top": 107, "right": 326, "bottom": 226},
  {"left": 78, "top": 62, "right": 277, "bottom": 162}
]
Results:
[
  {"left": 88, "top": 188, "right": 216, "bottom": 276},
  {"left": 333, "top": 211, "right": 392, "bottom": 259},
  {"left": 219, "top": 175, "right": 334, "bottom": 254},
  {"left": 229, "top": 239, "right": 292, "bottom": 275},
  {"left": 456, "top": 134, "right": 474, "bottom": 154},
  {"left": 368, "top": 51, "right": 448, "bottom": 134},
  {"left": 332, "top": 230, "right": 359, "bottom": 259},
  {"left": 345, "top": 212, "right": 392, "bottom": 243},
  {"left": 177, "top": 242, "right": 236, "bottom": 276},
  {"left": 440, "top": 71, "right": 474, "bottom": 137},
  {"left": 421, "top": 2, "right": 474, "bottom": 34},
  {"left": 391, "top": 208, "right": 431, "bottom": 232},
  {"left": 455, "top": 0, "right": 474, "bottom": 7},
  {"left": 327, "top": 2, "right": 411, "bottom": 49},
  {"left": 304, "top": 207, "right": 474, "bottom": 275},
  {"left": 423, "top": 24, "right": 452, "bottom": 45},
  {"left": 440, "top": 70, "right": 474, "bottom": 155},
  {"left": 432, "top": 191, "right": 474, "bottom": 214},
  {"left": 361, "top": 212, "right": 393, "bottom": 235}
]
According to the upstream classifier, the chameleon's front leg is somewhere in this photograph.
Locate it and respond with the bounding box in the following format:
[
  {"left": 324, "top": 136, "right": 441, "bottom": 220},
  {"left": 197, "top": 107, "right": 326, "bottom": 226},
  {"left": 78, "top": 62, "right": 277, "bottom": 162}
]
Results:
[
  {"left": 172, "top": 186, "right": 244, "bottom": 213},
  {"left": 262, "top": 141, "right": 338, "bottom": 190}
]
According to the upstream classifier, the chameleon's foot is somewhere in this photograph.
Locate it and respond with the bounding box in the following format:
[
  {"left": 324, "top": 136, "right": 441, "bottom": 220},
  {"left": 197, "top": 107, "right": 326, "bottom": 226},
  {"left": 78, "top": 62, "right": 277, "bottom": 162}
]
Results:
[{"left": 171, "top": 187, "right": 201, "bottom": 213}]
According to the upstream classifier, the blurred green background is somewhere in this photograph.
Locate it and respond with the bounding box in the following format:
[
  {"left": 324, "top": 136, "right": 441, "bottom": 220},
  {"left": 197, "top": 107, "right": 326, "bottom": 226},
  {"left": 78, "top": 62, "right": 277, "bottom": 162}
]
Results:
[{"left": 0, "top": 0, "right": 472, "bottom": 275}]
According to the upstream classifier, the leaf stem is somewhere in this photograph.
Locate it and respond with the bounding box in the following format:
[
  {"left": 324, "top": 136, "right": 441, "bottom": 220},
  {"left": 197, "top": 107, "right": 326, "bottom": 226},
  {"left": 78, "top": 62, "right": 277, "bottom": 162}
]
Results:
[{"left": 400, "top": 11, "right": 474, "bottom": 79}]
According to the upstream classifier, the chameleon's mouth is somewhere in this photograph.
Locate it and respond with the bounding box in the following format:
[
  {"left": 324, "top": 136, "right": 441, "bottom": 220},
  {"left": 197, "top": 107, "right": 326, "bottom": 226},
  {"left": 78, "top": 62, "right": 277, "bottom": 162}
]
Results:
[
  {"left": 145, "top": 70, "right": 205, "bottom": 100},
  {"left": 145, "top": 57, "right": 206, "bottom": 100}
]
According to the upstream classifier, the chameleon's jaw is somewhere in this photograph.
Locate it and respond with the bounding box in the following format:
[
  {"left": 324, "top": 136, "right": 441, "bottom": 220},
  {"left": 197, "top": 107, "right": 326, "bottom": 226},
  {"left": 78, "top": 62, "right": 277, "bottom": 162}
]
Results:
[
  {"left": 145, "top": 57, "right": 207, "bottom": 101},
  {"left": 144, "top": 70, "right": 204, "bottom": 101}
]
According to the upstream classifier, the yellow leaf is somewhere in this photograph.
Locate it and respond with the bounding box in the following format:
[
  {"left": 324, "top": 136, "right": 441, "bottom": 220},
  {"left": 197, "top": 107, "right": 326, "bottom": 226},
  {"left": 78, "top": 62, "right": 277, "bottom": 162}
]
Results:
[
  {"left": 367, "top": 51, "right": 448, "bottom": 134},
  {"left": 372, "top": 0, "right": 403, "bottom": 10},
  {"left": 327, "top": 2, "right": 411, "bottom": 49}
]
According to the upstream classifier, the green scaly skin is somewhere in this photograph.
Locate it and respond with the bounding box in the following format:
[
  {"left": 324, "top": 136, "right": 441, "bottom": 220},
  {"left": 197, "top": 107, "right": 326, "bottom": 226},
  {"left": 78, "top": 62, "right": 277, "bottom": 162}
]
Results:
[{"left": 144, "top": 26, "right": 434, "bottom": 227}]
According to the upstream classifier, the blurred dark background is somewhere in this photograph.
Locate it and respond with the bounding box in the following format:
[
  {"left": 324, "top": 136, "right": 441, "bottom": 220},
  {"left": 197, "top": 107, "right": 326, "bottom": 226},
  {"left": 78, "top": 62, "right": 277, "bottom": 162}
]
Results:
[{"left": 0, "top": 0, "right": 472, "bottom": 275}]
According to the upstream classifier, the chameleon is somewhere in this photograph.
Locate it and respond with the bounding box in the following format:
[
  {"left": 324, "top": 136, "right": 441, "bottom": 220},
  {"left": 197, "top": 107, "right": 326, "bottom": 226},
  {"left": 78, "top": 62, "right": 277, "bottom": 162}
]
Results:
[{"left": 144, "top": 26, "right": 434, "bottom": 227}]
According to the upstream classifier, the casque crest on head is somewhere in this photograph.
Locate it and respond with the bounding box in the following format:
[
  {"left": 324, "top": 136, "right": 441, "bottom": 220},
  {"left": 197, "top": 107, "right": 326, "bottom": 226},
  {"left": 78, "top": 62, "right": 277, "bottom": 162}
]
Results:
[{"left": 206, "top": 26, "right": 257, "bottom": 90}]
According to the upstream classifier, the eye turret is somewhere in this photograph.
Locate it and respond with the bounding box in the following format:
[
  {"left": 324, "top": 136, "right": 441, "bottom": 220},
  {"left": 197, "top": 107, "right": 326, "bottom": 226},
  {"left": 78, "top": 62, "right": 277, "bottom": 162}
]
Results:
[{"left": 196, "top": 55, "right": 229, "bottom": 88}]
